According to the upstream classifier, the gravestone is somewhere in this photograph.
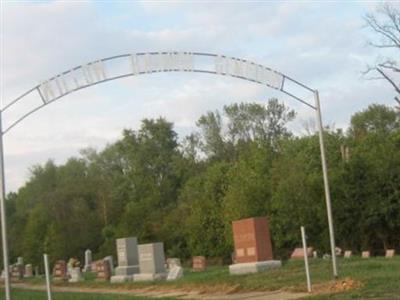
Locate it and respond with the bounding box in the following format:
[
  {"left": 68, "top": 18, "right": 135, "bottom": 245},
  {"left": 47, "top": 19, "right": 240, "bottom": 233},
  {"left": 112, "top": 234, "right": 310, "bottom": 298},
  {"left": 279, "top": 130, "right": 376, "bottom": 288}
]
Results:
[
  {"left": 291, "top": 247, "right": 314, "bottom": 259},
  {"left": 91, "top": 261, "right": 98, "bottom": 272},
  {"left": 385, "top": 249, "right": 395, "bottom": 258},
  {"left": 166, "top": 266, "right": 183, "bottom": 281},
  {"left": 110, "top": 237, "right": 139, "bottom": 283},
  {"left": 17, "top": 257, "right": 24, "bottom": 266},
  {"left": 166, "top": 258, "right": 181, "bottom": 269},
  {"left": 104, "top": 256, "right": 114, "bottom": 270},
  {"left": 67, "top": 258, "right": 80, "bottom": 276},
  {"left": 53, "top": 260, "right": 68, "bottom": 281},
  {"left": 96, "top": 259, "right": 111, "bottom": 281},
  {"left": 69, "top": 267, "right": 83, "bottom": 283},
  {"left": 313, "top": 251, "right": 318, "bottom": 259},
  {"left": 322, "top": 253, "right": 331, "bottom": 260},
  {"left": 344, "top": 250, "right": 352, "bottom": 258},
  {"left": 34, "top": 266, "right": 40, "bottom": 277},
  {"left": 10, "top": 264, "right": 23, "bottom": 280},
  {"left": 361, "top": 251, "right": 370, "bottom": 258},
  {"left": 24, "top": 264, "right": 33, "bottom": 278},
  {"left": 133, "top": 243, "right": 167, "bottom": 281},
  {"left": 83, "top": 249, "right": 92, "bottom": 272},
  {"left": 192, "top": 256, "right": 207, "bottom": 271},
  {"left": 229, "top": 217, "right": 281, "bottom": 275}
]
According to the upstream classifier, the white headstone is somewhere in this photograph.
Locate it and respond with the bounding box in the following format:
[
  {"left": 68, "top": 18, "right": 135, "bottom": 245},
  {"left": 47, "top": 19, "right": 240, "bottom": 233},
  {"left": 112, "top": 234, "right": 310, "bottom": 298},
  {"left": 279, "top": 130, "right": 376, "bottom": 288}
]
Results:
[
  {"left": 322, "top": 254, "right": 331, "bottom": 260},
  {"left": 84, "top": 249, "right": 92, "bottom": 272},
  {"left": 24, "top": 264, "right": 33, "bottom": 278},
  {"left": 69, "top": 267, "right": 83, "bottom": 283},
  {"left": 166, "top": 258, "right": 181, "bottom": 269},
  {"left": 166, "top": 266, "right": 183, "bottom": 281}
]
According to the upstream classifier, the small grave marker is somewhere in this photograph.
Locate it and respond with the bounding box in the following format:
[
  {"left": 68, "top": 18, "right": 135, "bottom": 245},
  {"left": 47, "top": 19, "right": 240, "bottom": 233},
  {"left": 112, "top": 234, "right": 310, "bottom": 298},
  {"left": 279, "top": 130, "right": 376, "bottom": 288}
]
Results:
[
  {"left": 91, "top": 261, "right": 98, "bottom": 272},
  {"left": 52, "top": 260, "right": 68, "bottom": 281},
  {"left": 192, "top": 256, "right": 207, "bottom": 271},
  {"left": 385, "top": 249, "right": 395, "bottom": 258},
  {"left": 361, "top": 251, "right": 370, "bottom": 258},
  {"left": 166, "top": 266, "right": 183, "bottom": 281},
  {"left": 67, "top": 258, "right": 80, "bottom": 276},
  {"left": 34, "top": 266, "right": 40, "bottom": 277},
  {"left": 344, "top": 250, "right": 352, "bottom": 258},
  {"left": 96, "top": 260, "right": 111, "bottom": 281},
  {"left": 104, "top": 256, "right": 114, "bottom": 270},
  {"left": 69, "top": 267, "right": 83, "bottom": 283},
  {"left": 17, "top": 257, "right": 24, "bottom": 266},
  {"left": 10, "top": 265, "right": 23, "bottom": 280},
  {"left": 24, "top": 264, "right": 33, "bottom": 278},
  {"left": 291, "top": 247, "right": 314, "bottom": 259},
  {"left": 166, "top": 258, "right": 181, "bottom": 269}
]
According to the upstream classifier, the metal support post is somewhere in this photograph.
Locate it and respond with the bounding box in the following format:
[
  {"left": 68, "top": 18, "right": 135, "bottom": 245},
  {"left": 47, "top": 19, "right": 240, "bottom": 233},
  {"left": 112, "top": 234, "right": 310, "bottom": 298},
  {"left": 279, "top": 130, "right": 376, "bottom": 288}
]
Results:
[
  {"left": 0, "top": 111, "right": 11, "bottom": 300},
  {"left": 314, "top": 90, "right": 338, "bottom": 278},
  {"left": 44, "top": 254, "right": 52, "bottom": 300},
  {"left": 301, "top": 226, "right": 312, "bottom": 292}
]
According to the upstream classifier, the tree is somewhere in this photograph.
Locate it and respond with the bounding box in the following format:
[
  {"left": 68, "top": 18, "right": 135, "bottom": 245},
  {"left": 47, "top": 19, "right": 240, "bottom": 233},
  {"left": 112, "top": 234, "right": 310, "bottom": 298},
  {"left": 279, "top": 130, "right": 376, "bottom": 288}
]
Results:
[
  {"left": 194, "top": 99, "right": 295, "bottom": 160},
  {"left": 116, "top": 118, "right": 186, "bottom": 244},
  {"left": 224, "top": 99, "right": 295, "bottom": 148},
  {"left": 349, "top": 104, "right": 400, "bottom": 138},
  {"left": 364, "top": 3, "right": 400, "bottom": 108},
  {"left": 344, "top": 104, "right": 400, "bottom": 250},
  {"left": 196, "top": 111, "right": 226, "bottom": 159},
  {"left": 179, "top": 162, "right": 230, "bottom": 258}
]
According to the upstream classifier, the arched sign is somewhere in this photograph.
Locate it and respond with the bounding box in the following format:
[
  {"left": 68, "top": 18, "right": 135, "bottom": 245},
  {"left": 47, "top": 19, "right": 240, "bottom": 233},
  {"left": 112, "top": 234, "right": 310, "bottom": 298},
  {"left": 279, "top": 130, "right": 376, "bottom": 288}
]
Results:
[{"left": 3, "top": 52, "right": 315, "bottom": 134}]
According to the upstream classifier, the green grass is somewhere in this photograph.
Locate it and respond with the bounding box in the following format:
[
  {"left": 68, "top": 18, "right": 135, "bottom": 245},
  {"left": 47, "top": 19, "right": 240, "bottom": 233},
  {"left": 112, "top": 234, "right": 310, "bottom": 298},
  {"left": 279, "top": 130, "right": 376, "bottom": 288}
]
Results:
[
  {"left": 305, "top": 257, "right": 400, "bottom": 299},
  {"left": 0, "top": 288, "right": 176, "bottom": 300},
  {"left": 3, "top": 257, "right": 400, "bottom": 299}
]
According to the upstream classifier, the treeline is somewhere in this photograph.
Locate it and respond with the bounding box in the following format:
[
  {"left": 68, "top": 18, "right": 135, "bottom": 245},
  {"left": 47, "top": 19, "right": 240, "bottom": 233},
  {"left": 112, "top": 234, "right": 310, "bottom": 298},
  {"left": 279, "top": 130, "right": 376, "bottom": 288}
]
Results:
[{"left": 4, "top": 100, "right": 400, "bottom": 267}]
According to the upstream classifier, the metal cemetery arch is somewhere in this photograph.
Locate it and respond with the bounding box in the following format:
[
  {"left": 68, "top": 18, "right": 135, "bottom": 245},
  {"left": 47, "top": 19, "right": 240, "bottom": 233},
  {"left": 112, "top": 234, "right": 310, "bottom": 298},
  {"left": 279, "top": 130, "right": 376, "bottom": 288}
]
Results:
[{"left": 0, "top": 52, "right": 338, "bottom": 299}]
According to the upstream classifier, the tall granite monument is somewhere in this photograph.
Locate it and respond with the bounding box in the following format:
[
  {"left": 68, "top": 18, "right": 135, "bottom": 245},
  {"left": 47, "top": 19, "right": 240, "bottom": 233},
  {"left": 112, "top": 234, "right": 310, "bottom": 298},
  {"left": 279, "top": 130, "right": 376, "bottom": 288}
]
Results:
[
  {"left": 110, "top": 237, "right": 139, "bottom": 283},
  {"left": 229, "top": 217, "right": 281, "bottom": 275},
  {"left": 133, "top": 243, "right": 166, "bottom": 281}
]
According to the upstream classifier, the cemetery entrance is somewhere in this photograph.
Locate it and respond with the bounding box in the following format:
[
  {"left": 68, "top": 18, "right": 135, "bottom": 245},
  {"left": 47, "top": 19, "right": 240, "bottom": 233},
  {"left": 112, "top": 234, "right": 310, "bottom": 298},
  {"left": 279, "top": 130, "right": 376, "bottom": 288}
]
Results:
[{"left": 0, "top": 52, "right": 339, "bottom": 299}]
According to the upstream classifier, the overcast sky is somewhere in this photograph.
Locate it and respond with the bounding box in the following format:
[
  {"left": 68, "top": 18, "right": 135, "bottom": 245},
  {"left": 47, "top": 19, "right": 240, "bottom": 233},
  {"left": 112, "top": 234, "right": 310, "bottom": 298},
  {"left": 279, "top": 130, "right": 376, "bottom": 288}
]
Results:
[{"left": 1, "top": 0, "right": 398, "bottom": 192}]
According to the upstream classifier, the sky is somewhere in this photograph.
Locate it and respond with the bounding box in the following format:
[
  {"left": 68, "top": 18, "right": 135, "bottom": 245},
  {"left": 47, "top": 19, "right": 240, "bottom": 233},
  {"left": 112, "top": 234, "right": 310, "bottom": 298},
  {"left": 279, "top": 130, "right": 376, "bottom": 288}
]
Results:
[{"left": 0, "top": 0, "right": 398, "bottom": 192}]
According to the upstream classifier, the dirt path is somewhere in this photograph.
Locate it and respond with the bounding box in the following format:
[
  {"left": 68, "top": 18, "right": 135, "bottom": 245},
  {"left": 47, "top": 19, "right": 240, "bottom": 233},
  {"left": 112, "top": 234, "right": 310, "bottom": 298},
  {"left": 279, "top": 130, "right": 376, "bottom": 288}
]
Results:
[{"left": 13, "top": 283, "right": 308, "bottom": 300}]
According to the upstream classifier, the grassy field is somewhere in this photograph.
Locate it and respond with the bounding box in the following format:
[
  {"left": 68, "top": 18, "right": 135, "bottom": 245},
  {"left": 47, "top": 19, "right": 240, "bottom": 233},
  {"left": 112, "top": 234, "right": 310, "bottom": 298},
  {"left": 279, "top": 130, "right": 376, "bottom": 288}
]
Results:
[{"left": 2, "top": 257, "right": 399, "bottom": 299}]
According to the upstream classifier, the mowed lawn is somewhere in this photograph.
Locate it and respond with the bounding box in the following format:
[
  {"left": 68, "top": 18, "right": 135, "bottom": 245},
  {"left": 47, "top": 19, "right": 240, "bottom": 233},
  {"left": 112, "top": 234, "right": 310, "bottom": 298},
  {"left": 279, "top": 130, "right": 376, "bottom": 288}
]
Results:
[{"left": 1, "top": 257, "right": 399, "bottom": 299}]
